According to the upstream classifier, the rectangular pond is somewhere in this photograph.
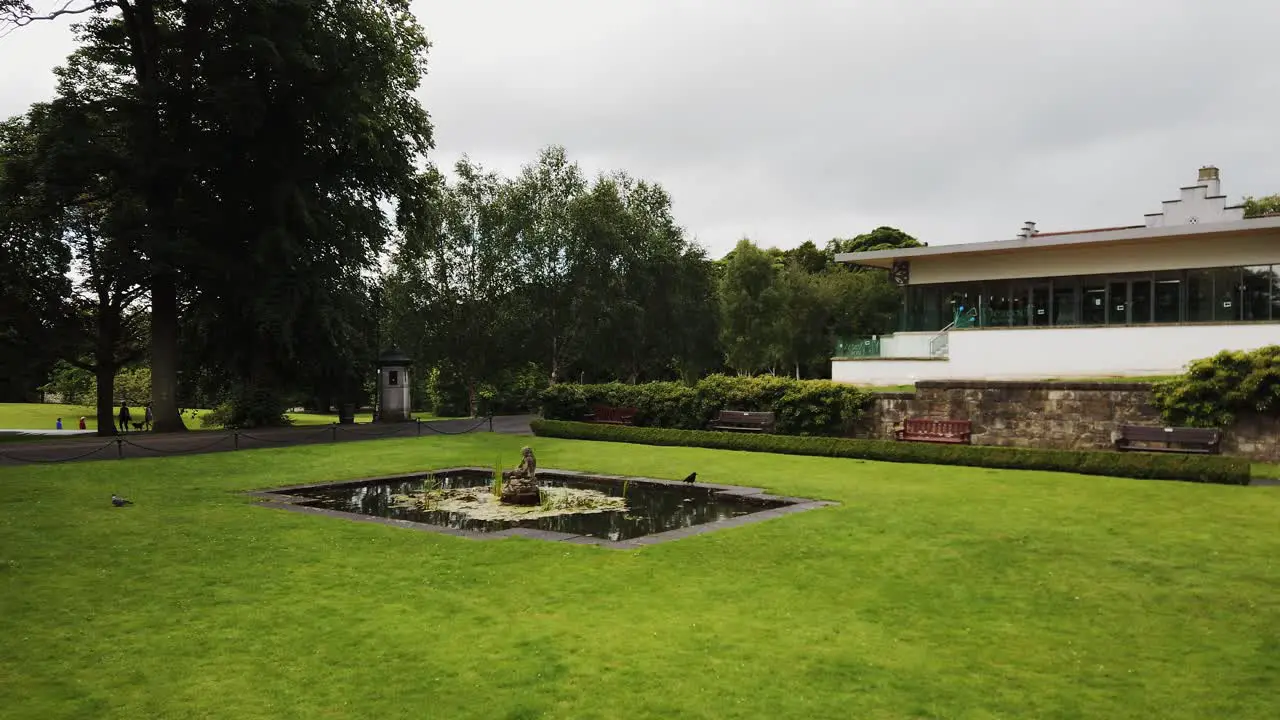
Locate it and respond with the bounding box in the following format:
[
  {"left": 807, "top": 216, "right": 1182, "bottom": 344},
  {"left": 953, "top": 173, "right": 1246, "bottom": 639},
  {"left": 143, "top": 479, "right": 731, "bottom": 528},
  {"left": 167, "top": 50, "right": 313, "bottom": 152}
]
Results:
[{"left": 251, "top": 467, "right": 831, "bottom": 547}]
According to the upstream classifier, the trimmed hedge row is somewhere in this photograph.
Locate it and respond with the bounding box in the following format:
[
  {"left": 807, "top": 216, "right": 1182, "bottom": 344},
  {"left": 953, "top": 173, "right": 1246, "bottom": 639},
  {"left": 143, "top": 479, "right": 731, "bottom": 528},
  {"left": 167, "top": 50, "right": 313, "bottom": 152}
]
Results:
[
  {"left": 541, "top": 375, "right": 873, "bottom": 436},
  {"left": 529, "top": 420, "right": 1252, "bottom": 485}
]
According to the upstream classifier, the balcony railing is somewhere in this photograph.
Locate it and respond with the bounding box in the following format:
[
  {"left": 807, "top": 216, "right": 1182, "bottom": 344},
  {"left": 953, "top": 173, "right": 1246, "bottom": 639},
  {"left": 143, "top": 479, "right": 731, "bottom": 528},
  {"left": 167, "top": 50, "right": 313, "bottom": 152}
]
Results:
[
  {"left": 834, "top": 336, "right": 881, "bottom": 358},
  {"left": 835, "top": 331, "right": 951, "bottom": 360}
]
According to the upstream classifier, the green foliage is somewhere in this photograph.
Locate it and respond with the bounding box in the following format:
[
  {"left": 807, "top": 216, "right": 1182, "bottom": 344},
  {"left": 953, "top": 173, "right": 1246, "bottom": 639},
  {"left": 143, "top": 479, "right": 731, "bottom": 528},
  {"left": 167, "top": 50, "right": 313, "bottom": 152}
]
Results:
[
  {"left": 1153, "top": 346, "right": 1280, "bottom": 427},
  {"left": 389, "top": 146, "right": 721, "bottom": 393},
  {"left": 484, "top": 363, "right": 548, "bottom": 414},
  {"left": 40, "top": 361, "right": 95, "bottom": 405},
  {"left": 541, "top": 375, "right": 872, "bottom": 436},
  {"left": 114, "top": 366, "right": 151, "bottom": 405},
  {"left": 1242, "top": 194, "right": 1280, "bottom": 218},
  {"left": 719, "top": 239, "right": 788, "bottom": 373},
  {"left": 426, "top": 364, "right": 471, "bottom": 417},
  {"left": 825, "top": 226, "right": 925, "bottom": 255},
  {"left": 530, "top": 420, "right": 1251, "bottom": 485},
  {"left": 41, "top": 362, "right": 151, "bottom": 406}
]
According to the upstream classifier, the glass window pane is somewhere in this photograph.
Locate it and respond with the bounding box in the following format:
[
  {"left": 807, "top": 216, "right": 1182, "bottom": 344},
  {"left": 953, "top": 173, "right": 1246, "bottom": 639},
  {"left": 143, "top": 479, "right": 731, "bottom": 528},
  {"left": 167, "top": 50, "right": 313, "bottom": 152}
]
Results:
[
  {"left": 905, "top": 285, "right": 942, "bottom": 332},
  {"left": 1272, "top": 269, "right": 1280, "bottom": 322},
  {"left": 1154, "top": 273, "right": 1182, "bottom": 324},
  {"left": 947, "top": 284, "right": 979, "bottom": 328},
  {"left": 1130, "top": 279, "right": 1153, "bottom": 324},
  {"left": 1052, "top": 278, "right": 1079, "bottom": 326},
  {"left": 980, "top": 281, "right": 1012, "bottom": 327},
  {"left": 1108, "top": 281, "right": 1128, "bottom": 325},
  {"left": 1082, "top": 279, "right": 1107, "bottom": 325},
  {"left": 1031, "top": 283, "right": 1051, "bottom": 326},
  {"left": 1186, "top": 270, "right": 1214, "bottom": 322},
  {"left": 1242, "top": 266, "right": 1271, "bottom": 321},
  {"left": 1009, "top": 281, "right": 1030, "bottom": 327},
  {"left": 1213, "top": 267, "right": 1241, "bottom": 322}
]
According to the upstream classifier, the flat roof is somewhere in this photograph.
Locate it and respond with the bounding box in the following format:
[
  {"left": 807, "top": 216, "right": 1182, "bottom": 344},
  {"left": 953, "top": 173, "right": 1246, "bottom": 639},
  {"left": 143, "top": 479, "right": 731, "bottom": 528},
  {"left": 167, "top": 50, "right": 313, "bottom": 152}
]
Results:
[{"left": 835, "top": 215, "right": 1280, "bottom": 269}]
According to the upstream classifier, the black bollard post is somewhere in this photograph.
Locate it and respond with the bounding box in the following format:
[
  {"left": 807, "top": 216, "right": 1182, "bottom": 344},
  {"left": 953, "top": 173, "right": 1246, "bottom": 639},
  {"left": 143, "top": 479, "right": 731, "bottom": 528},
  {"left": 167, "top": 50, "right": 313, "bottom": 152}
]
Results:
[
  {"left": 116, "top": 438, "right": 123, "bottom": 459},
  {"left": 416, "top": 418, "right": 422, "bottom": 436},
  {"left": 233, "top": 431, "right": 239, "bottom": 450},
  {"left": 488, "top": 413, "right": 494, "bottom": 433}
]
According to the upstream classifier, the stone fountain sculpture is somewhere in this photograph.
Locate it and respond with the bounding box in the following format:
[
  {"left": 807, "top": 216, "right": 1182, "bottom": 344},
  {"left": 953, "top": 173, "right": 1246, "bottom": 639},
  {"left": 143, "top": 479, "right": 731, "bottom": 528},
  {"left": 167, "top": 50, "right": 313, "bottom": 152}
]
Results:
[{"left": 500, "top": 446, "right": 541, "bottom": 505}]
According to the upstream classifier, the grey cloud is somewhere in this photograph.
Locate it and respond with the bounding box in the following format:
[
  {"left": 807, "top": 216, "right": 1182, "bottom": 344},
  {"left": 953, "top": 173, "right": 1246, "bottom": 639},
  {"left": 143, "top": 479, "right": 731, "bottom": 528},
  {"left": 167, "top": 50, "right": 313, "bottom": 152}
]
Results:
[{"left": 2, "top": 1, "right": 1276, "bottom": 255}]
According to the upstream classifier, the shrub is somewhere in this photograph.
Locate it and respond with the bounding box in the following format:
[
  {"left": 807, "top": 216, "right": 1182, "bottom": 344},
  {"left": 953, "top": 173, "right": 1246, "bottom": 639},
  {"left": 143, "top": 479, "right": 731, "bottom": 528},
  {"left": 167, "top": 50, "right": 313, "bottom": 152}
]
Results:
[
  {"left": 200, "top": 385, "right": 291, "bottom": 429},
  {"left": 426, "top": 364, "right": 471, "bottom": 417},
  {"left": 529, "top": 420, "right": 1251, "bottom": 485},
  {"left": 540, "top": 375, "right": 872, "bottom": 436},
  {"left": 486, "top": 363, "right": 548, "bottom": 415},
  {"left": 1153, "top": 346, "right": 1280, "bottom": 427}
]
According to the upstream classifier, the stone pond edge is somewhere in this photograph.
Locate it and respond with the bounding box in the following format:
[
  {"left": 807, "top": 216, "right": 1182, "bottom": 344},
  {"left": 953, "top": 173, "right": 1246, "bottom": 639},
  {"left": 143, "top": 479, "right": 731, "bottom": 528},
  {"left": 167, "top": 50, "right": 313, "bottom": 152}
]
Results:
[{"left": 243, "top": 467, "right": 837, "bottom": 550}]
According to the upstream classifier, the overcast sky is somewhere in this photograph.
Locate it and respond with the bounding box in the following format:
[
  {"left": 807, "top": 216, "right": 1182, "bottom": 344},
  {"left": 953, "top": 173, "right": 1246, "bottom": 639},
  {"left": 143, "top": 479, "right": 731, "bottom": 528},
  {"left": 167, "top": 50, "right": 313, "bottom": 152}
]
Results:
[{"left": 1, "top": 0, "right": 1276, "bottom": 258}]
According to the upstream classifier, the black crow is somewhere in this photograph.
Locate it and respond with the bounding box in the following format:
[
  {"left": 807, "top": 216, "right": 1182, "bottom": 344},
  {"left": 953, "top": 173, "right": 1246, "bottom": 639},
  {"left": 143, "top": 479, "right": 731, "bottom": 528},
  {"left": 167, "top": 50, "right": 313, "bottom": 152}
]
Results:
[
  {"left": 682, "top": 472, "right": 696, "bottom": 484},
  {"left": 111, "top": 494, "right": 133, "bottom": 507}
]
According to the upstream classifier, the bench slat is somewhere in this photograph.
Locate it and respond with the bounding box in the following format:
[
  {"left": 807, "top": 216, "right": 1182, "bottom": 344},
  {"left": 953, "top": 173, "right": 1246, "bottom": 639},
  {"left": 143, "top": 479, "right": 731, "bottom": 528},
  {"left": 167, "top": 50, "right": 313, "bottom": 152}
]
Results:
[
  {"left": 709, "top": 410, "right": 775, "bottom": 433},
  {"left": 1115, "top": 424, "right": 1221, "bottom": 454},
  {"left": 895, "top": 417, "right": 972, "bottom": 445}
]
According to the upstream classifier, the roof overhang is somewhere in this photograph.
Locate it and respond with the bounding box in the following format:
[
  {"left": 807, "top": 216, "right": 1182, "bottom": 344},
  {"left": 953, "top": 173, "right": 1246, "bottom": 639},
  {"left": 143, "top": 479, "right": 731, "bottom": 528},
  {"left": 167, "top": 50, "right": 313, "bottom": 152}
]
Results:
[{"left": 835, "top": 215, "right": 1280, "bottom": 270}]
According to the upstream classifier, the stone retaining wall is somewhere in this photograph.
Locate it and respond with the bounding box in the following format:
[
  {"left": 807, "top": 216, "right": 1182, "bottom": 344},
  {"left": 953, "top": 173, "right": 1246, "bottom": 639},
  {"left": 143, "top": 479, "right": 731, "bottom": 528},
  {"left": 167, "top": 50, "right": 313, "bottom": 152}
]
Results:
[{"left": 856, "top": 380, "right": 1280, "bottom": 461}]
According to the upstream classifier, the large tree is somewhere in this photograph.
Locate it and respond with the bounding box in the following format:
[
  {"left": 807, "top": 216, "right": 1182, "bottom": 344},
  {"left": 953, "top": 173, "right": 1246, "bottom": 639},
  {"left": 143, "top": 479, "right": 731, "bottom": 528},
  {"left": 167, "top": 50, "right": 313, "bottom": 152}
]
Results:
[
  {"left": 719, "top": 238, "right": 787, "bottom": 375},
  {"left": 0, "top": 117, "right": 72, "bottom": 401},
  {"left": 4, "top": 0, "right": 433, "bottom": 428},
  {"left": 393, "top": 159, "right": 521, "bottom": 417},
  {"left": 5, "top": 53, "right": 151, "bottom": 434}
]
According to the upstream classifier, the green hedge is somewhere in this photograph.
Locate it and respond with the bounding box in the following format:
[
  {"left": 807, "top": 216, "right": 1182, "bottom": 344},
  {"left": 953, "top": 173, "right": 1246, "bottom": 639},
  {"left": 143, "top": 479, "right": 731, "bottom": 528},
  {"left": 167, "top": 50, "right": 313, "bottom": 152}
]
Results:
[
  {"left": 540, "top": 374, "right": 872, "bottom": 436},
  {"left": 529, "top": 420, "right": 1251, "bottom": 485}
]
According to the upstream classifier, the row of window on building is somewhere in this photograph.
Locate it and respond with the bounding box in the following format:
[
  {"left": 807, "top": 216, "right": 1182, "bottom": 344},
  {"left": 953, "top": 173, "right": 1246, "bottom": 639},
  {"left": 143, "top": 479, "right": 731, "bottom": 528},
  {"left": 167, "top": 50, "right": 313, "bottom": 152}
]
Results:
[{"left": 900, "top": 265, "right": 1278, "bottom": 332}]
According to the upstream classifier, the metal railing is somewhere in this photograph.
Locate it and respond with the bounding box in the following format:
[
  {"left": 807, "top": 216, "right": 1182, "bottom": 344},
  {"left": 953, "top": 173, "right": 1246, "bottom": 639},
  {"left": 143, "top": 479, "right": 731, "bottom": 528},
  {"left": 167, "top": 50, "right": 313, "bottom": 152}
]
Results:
[
  {"left": 834, "top": 336, "right": 881, "bottom": 358},
  {"left": 928, "top": 321, "right": 955, "bottom": 358}
]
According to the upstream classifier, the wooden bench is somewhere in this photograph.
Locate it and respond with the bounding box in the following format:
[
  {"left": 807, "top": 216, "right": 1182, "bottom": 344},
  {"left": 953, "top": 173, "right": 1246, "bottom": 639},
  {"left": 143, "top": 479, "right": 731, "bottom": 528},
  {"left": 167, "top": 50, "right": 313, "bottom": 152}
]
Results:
[
  {"left": 708, "top": 410, "right": 776, "bottom": 433},
  {"left": 1114, "top": 424, "right": 1221, "bottom": 454},
  {"left": 583, "top": 404, "right": 637, "bottom": 425},
  {"left": 894, "top": 418, "right": 972, "bottom": 444}
]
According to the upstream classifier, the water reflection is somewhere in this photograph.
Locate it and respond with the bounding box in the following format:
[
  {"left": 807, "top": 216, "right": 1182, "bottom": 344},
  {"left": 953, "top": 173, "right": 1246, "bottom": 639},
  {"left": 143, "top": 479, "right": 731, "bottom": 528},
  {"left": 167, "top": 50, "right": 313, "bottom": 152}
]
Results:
[{"left": 290, "top": 471, "right": 788, "bottom": 541}]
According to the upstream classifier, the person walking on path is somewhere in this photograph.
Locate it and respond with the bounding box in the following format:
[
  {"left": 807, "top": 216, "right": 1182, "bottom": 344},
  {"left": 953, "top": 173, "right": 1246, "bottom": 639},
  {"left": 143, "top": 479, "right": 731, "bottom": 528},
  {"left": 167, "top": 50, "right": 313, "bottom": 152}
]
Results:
[
  {"left": 143, "top": 403, "right": 154, "bottom": 432},
  {"left": 117, "top": 402, "right": 131, "bottom": 434}
]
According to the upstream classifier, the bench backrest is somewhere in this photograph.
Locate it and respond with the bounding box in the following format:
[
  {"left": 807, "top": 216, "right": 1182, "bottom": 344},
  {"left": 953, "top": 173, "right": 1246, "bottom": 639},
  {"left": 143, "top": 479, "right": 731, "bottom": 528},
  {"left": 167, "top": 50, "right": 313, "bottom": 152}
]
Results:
[
  {"left": 1118, "top": 424, "right": 1220, "bottom": 444},
  {"left": 903, "top": 418, "right": 971, "bottom": 435},
  {"left": 714, "top": 410, "right": 775, "bottom": 427}
]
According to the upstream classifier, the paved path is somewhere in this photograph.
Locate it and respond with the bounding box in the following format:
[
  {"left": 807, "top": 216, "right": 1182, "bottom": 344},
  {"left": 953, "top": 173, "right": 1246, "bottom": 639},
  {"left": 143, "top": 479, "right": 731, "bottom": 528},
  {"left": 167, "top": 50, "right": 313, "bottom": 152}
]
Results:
[{"left": 0, "top": 415, "right": 536, "bottom": 466}]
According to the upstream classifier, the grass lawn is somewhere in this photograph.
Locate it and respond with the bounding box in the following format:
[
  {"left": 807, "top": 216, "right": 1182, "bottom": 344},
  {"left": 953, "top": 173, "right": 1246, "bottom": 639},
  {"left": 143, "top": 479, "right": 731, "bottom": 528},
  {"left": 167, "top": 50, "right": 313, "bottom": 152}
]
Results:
[
  {"left": 0, "top": 403, "right": 449, "bottom": 432},
  {"left": 2, "top": 435, "right": 1278, "bottom": 719}
]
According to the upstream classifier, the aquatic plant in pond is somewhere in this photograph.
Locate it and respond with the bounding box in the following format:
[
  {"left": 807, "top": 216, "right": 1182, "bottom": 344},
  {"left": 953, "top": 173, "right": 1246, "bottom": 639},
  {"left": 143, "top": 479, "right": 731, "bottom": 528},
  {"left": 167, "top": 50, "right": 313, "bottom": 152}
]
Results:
[{"left": 390, "top": 484, "right": 625, "bottom": 521}]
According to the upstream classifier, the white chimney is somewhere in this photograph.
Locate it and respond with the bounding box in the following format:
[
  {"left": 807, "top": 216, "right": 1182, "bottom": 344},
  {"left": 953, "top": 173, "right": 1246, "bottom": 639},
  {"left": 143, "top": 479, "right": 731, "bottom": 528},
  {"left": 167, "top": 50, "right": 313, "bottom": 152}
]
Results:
[
  {"left": 1017, "top": 221, "right": 1038, "bottom": 239},
  {"left": 1198, "top": 166, "right": 1221, "bottom": 197}
]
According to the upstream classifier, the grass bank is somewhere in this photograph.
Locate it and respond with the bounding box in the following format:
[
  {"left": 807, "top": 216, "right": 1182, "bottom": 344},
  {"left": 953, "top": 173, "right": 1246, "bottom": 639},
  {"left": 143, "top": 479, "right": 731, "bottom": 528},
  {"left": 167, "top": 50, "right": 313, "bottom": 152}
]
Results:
[
  {"left": 2, "top": 434, "right": 1277, "bottom": 719},
  {"left": 0, "top": 403, "right": 448, "bottom": 432}
]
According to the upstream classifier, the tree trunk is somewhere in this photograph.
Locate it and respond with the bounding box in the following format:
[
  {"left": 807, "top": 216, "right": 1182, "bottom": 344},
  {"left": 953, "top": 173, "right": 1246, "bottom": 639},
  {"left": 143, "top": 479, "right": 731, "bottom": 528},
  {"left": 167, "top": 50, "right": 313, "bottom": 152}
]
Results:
[
  {"left": 96, "top": 367, "right": 117, "bottom": 437},
  {"left": 149, "top": 270, "right": 187, "bottom": 432}
]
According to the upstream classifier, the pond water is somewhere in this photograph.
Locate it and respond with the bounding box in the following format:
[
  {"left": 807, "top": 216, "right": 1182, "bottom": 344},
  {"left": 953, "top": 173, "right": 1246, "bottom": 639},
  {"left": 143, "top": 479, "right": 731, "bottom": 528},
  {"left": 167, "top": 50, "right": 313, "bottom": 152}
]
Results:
[{"left": 283, "top": 469, "right": 791, "bottom": 541}]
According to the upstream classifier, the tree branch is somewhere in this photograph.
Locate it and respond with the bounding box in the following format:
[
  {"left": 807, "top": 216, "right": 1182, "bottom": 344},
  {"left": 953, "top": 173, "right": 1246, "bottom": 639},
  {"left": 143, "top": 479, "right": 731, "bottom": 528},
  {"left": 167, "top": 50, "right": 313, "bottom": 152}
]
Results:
[{"left": 0, "top": 1, "right": 110, "bottom": 39}]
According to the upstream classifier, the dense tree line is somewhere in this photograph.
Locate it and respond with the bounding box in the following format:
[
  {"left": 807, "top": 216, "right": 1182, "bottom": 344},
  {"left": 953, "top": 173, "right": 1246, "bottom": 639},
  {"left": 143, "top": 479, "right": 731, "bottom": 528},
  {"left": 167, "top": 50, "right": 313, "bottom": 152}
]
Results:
[{"left": 381, "top": 146, "right": 918, "bottom": 414}]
